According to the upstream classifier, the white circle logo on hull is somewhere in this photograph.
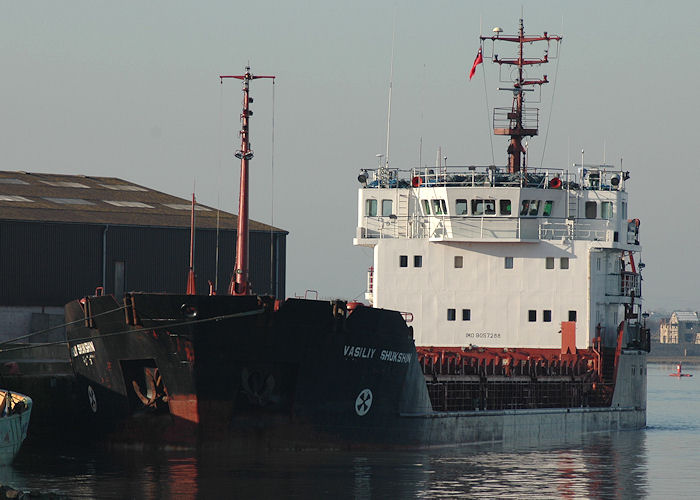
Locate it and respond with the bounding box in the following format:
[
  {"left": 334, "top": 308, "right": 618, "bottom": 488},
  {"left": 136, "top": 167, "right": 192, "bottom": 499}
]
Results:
[
  {"left": 87, "top": 385, "right": 97, "bottom": 413},
  {"left": 355, "top": 388, "right": 373, "bottom": 416}
]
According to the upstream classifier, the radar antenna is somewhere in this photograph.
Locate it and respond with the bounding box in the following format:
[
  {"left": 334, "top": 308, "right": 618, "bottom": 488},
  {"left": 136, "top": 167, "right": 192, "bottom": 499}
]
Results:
[{"left": 481, "top": 18, "right": 562, "bottom": 173}]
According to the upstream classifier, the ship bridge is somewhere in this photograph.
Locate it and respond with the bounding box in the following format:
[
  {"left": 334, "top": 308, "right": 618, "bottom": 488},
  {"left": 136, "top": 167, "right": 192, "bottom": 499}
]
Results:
[{"left": 354, "top": 164, "right": 638, "bottom": 248}]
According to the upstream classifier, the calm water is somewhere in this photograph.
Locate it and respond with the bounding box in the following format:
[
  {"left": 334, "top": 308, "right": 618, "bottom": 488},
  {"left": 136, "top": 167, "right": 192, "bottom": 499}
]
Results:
[{"left": 1, "top": 362, "right": 698, "bottom": 499}]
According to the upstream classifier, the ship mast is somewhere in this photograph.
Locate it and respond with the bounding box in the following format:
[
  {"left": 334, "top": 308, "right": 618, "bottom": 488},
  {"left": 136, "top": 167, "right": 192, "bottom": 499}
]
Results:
[
  {"left": 481, "top": 19, "right": 561, "bottom": 173},
  {"left": 186, "top": 191, "right": 196, "bottom": 295},
  {"left": 220, "top": 67, "right": 275, "bottom": 296}
]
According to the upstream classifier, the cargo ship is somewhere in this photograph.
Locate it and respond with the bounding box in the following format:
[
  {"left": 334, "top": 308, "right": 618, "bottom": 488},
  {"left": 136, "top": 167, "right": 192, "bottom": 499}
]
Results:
[{"left": 64, "top": 19, "right": 648, "bottom": 449}]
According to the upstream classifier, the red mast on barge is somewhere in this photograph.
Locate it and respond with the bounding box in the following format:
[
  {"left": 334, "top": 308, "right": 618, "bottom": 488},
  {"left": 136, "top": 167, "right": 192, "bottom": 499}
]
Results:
[
  {"left": 220, "top": 67, "right": 275, "bottom": 295},
  {"left": 480, "top": 19, "right": 561, "bottom": 173},
  {"left": 186, "top": 191, "right": 197, "bottom": 295}
]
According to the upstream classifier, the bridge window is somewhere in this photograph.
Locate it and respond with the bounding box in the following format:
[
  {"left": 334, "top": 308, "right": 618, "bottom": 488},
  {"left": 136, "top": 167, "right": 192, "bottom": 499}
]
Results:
[
  {"left": 399, "top": 255, "right": 408, "bottom": 267},
  {"left": 601, "top": 201, "right": 613, "bottom": 219},
  {"left": 560, "top": 257, "right": 569, "bottom": 269},
  {"left": 447, "top": 309, "right": 456, "bottom": 321},
  {"left": 462, "top": 309, "right": 471, "bottom": 321},
  {"left": 520, "top": 200, "right": 540, "bottom": 216},
  {"left": 505, "top": 257, "right": 514, "bottom": 269},
  {"left": 454, "top": 256, "right": 463, "bottom": 268},
  {"left": 569, "top": 310, "right": 577, "bottom": 322},
  {"left": 528, "top": 310, "right": 537, "bottom": 322},
  {"left": 456, "top": 199, "right": 468, "bottom": 215},
  {"left": 422, "top": 200, "right": 431, "bottom": 215},
  {"left": 414, "top": 255, "right": 422, "bottom": 268},
  {"left": 432, "top": 199, "right": 447, "bottom": 215},
  {"left": 585, "top": 201, "right": 597, "bottom": 219},
  {"left": 500, "top": 199, "right": 512, "bottom": 215},
  {"left": 621, "top": 201, "right": 627, "bottom": 220},
  {"left": 382, "top": 200, "right": 394, "bottom": 217},
  {"left": 543, "top": 200, "right": 553, "bottom": 217},
  {"left": 529, "top": 200, "right": 540, "bottom": 216},
  {"left": 543, "top": 310, "right": 552, "bottom": 322},
  {"left": 520, "top": 200, "right": 530, "bottom": 216},
  {"left": 546, "top": 257, "right": 555, "bottom": 269},
  {"left": 365, "top": 199, "right": 377, "bottom": 216},
  {"left": 381, "top": 199, "right": 393, "bottom": 216},
  {"left": 472, "top": 199, "right": 495, "bottom": 215}
]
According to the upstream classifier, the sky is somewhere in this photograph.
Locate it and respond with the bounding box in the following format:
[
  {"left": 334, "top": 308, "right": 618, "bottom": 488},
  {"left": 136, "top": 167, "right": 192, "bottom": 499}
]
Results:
[{"left": 1, "top": 1, "right": 697, "bottom": 311}]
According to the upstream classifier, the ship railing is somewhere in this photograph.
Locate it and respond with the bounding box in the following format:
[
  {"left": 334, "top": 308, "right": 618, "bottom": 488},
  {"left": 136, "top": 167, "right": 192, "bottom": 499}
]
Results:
[
  {"left": 358, "top": 165, "right": 629, "bottom": 192},
  {"left": 359, "top": 215, "right": 613, "bottom": 242},
  {"left": 410, "top": 166, "right": 567, "bottom": 189},
  {"left": 359, "top": 166, "right": 568, "bottom": 189},
  {"left": 493, "top": 107, "right": 539, "bottom": 133},
  {"left": 418, "top": 216, "right": 526, "bottom": 240},
  {"left": 539, "top": 219, "right": 612, "bottom": 242},
  {"left": 605, "top": 272, "right": 641, "bottom": 298}
]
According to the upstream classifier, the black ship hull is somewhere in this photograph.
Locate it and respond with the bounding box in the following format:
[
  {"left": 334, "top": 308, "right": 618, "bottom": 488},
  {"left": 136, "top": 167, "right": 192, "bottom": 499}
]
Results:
[
  {"left": 65, "top": 293, "right": 429, "bottom": 449},
  {"left": 63, "top": 293, "right": 646, "bottom": 450}
]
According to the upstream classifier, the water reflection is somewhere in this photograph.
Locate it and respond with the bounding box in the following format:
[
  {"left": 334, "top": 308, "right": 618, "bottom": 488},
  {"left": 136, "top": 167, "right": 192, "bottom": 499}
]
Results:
[
  {"left": 1, "top": 425, "right": 651, "bottom": 499},
  {"left": 404, "top": 431, "right": 648, "bottom": 499}
]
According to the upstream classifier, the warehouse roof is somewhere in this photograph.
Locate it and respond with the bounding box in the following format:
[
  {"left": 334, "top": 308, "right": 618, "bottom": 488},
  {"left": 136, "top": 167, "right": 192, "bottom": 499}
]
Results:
[{"left": 0, "top": 171, "right": 285, "bottom": 233}]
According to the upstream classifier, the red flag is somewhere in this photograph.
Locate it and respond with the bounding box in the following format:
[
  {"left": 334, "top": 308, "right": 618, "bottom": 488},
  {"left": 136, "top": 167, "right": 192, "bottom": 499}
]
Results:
[{"left": 469, "top": 48, "right": 483, "bottom": 80}]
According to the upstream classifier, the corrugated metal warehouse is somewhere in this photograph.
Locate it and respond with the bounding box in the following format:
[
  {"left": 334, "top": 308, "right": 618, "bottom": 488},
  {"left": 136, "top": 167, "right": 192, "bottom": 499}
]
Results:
[{"left": 0, "top": 171, "right": 286, "bottom": 340}]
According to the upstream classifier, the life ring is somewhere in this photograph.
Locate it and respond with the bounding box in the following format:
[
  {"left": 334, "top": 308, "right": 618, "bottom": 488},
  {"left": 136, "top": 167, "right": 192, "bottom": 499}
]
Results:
[
  {"left": 549, "top": 177, "right": 562, "bottom": 189},
  {"left": 411, "top": 176, "right": 423, "bottom": 188}
]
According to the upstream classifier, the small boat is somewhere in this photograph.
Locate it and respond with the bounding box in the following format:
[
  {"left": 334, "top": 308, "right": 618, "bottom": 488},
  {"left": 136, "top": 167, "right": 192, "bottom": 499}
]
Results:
[
  {"left": 669, "top": 362, "right": 693, "bottom": 377},
  {"left": 0, "top": 390, "right": 31, "bottom": 464}
]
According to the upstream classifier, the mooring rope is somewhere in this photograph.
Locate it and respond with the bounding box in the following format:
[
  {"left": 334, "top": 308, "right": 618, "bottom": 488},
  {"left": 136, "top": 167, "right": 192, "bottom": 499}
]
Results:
[
  {"left": 0, "top": 304, "right": 128, "bottom": 348},
  {"left": 0, "top": 307, "right": 266, "bottom": 355}
]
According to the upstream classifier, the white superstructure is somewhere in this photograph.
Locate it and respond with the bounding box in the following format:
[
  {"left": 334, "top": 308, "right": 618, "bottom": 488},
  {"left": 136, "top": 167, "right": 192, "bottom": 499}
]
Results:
[
  {"left": 354, "top": 18, "right": 644, "bottom": 356},
  {"left": 354, "top": 164, "right": 643, "bottom": 351}
]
